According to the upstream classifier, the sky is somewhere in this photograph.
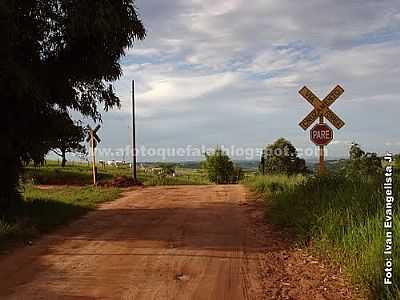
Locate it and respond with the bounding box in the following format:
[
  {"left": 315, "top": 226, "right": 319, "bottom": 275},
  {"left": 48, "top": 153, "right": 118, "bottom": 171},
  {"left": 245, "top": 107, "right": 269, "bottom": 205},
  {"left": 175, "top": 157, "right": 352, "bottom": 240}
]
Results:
[{"left": 80, "top": 0, "right": 400, "bottom": 162}]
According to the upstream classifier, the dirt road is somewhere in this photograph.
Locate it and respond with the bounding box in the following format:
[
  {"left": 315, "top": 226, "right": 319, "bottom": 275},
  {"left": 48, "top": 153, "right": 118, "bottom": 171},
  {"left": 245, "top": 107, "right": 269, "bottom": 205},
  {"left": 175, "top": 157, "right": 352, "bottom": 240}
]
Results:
[{"left": 0, "top": 185, "right": 356, "bottom": 299}]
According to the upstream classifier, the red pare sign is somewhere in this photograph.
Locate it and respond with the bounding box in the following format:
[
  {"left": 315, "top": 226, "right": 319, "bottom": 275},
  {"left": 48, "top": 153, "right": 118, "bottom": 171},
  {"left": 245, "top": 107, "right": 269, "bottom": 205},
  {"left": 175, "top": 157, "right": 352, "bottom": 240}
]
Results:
[{"left": 310, "top": 123, "right": 333, "bottom": 146}]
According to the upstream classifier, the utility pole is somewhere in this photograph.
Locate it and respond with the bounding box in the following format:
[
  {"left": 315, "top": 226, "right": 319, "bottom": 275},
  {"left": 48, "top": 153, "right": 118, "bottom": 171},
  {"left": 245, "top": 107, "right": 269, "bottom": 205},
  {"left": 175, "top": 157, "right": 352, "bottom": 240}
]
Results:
[
  {"left": 318, "top": 115, "right": 325, "bottom": 174},
  {"left": 132, "top": 80, "right": 137, "bottom": 182},
  {"left": 90, "top": 129, "right": 96, "bottom": 185}
]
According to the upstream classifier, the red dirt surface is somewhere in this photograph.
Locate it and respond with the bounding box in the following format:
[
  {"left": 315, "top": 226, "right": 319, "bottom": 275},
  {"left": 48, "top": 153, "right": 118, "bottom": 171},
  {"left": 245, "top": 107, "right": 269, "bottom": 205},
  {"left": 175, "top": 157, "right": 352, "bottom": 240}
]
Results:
[
  {"left": 100, "top": 175, "right": 144, "bottom": 188},
  {"left": 0, "top": 185, "right": 359, "bottom": 299}
]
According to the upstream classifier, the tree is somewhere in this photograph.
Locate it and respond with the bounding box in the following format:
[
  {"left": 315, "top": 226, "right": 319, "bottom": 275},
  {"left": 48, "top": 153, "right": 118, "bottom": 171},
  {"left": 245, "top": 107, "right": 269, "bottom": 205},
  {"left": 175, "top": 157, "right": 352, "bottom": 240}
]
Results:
[
  {"left": 345, "top": 143, "right": 382, "bottom": 177},
  {"left": 1, "top": 1, "right": 145, "bottom": 212},
  {"left": 262, "top": 138, "right": 307, "bottom": 175},
  {"left": 349, "top": 143, "right": 365, "bottom": 160},
  {"left": 361, "top": 153, "right": 382, "bottom": 175},
  {"left": 49, "top": 113, "right": 86, "bottom": 167},
  {"left": 203, "top": 149, "right": 241, "bottom": 184}
]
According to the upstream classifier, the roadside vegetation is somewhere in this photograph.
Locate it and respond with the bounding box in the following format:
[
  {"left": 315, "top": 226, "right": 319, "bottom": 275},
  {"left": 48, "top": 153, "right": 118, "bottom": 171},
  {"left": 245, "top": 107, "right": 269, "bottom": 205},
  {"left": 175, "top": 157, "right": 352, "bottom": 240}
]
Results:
[
  {"left": 203, "top": 149, "right": 243, "bottom": 184},
  {"left": 259, "top": 138, "right": 308, "bottom": 175},
  {"left": 246, "top": 173, "right": 305, "bottom": 194},
  {"left": 0, "top": 185, "right": 121, "bottom": 250},
  {"left": 23, "top": 160, "right": 210, "bottom": 186},
  {"left": 247, "top": 141, "right": 400, "bottom": 299},
  {"left": 145, "top": 172, "right": 209, "bottom": 186}
]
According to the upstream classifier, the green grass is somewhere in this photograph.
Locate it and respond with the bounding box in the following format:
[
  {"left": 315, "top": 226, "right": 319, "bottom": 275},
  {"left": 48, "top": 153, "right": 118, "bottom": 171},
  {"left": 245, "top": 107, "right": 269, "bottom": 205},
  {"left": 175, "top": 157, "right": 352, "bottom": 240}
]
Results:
[
  {"left": 23, "top": 160, "right": 210, "bottom": 186},
  {"left": 244, "top": 174, "right": 305, "bottom": 194},
  {"left": 246, "top": 174, "right": 399, "bottom": 300},
  {"left": 146, "top": 169, "right": 210, "bottom": 186},
  {"left": 0, "top": 185, "right": 121, "bottom": 249},
  {"left": 24, "top": 161, "right": 125, "bottom": 185}
]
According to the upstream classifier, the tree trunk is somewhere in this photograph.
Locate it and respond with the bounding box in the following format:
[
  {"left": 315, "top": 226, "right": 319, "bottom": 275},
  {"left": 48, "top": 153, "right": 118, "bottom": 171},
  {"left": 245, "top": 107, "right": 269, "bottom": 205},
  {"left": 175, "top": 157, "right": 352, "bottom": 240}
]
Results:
[
  {"left": 0, "top": 153, "right": 22, "bottom": 215},
  {"left": 61, "top": 150, "right": 67, "bottom": 167}
]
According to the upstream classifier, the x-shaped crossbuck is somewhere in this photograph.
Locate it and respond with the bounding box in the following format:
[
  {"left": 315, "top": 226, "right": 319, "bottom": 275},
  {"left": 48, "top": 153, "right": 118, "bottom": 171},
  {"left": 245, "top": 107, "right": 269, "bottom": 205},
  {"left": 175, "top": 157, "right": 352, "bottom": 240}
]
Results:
[
  {"left": 86, "top": 125, "right": 101, "bottom": 148},
  {"left": 299, "top": 85, "right": 345, "bottom": 130}
]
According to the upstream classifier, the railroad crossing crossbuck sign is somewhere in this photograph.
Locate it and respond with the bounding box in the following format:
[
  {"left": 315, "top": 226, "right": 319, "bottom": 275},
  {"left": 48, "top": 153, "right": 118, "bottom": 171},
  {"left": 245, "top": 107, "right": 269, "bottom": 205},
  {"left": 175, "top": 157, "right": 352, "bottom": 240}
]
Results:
[
  {"left": 86, "top": 125, "right": 101, "bottom": 185},
  {"left": 298, "top": 85, "right": 345, "bottom": 172},
  {"left": 299, "top": 85, "right": 345, "bottom": 130},
  {"left": 86, "top": 125, "right": 101, "bottom": 148}
]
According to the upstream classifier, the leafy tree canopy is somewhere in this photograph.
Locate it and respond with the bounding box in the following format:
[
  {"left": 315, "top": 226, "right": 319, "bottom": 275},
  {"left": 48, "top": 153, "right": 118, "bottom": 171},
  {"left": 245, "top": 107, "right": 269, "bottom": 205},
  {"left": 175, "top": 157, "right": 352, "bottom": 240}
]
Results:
[
  {"left": 261, "top": 138, "right": 308, "bottom": 175},
  {"left": 204, "top": 149, "right": 243, "bottom": 184},
  {"left": 344, "top": 143, "right": 382, "bottom": 177},
  {"left": 349, "top": 143, "right": 365, "bottom": 160},
  {"left": 1, "top": 0, "right": 146, "bottom": 211},
  {"left": 48, "top": 112, "right": 86, "bottom": 167}
]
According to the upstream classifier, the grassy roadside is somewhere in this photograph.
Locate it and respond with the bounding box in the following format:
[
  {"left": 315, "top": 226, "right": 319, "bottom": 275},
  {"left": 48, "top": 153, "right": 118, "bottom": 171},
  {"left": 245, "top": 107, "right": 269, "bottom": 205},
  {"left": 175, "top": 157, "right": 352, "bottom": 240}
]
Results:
[
  {"left": 23, "top": 161, "right": 210, "bottom": 186},
  {"left": 0, "top": 185, "right": 121, "bottom": 250},
  {"left": 145, "top": 172, "right": 210, "bottom": 185},
  {"left": 246, "top": 174, "right": 399, "bottom": 300}
]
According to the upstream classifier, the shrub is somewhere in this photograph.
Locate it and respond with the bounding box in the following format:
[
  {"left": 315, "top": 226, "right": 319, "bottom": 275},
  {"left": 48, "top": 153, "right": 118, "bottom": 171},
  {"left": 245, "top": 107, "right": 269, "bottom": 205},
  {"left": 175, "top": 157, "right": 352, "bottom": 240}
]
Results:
[
  {"left": 344, "top": 143, "right": 383, "bottom": 178},
  {"left": 260, "top": 138, "right": 308, "bottom": 175},
  {"left": 203, "top": 149, "right": 242, "bottom": 184}
]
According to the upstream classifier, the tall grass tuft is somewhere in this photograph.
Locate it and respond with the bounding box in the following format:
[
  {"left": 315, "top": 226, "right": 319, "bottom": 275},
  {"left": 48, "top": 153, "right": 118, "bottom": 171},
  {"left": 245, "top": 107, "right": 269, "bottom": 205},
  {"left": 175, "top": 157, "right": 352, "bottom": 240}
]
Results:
[
  {"left": 247, "top": 174, "right": 399, "bottom": 299},
  {"left": 245, "top": 174, "right": 305, "bottom": 195}
]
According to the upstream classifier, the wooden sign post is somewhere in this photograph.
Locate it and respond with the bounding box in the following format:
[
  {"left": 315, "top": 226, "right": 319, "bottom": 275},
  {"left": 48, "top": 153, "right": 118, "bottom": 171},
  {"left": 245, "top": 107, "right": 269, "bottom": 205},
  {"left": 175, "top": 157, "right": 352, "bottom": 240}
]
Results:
[
  {"left": 86, "top": 125, "right": 101, "bottom": 185},
  {"left": 298, "top": 85, "right": 345, "bottom": 173}
]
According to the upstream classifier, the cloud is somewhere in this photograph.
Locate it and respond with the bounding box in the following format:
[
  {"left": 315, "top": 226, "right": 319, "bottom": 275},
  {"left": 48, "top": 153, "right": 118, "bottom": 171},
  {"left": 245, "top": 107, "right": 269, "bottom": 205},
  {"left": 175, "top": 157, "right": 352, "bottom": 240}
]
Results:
[
  {"left": 138, "top": 72, "right": 239, "bottom": 104},
  {"left": 385, "top": 141, "right": 400, "bottom": 146},
  {"left": 126, "top": 48, "right": 161, "bottom": 57},
  {"left": 97, "top": 0, "right": 400, "bottom": 159}
]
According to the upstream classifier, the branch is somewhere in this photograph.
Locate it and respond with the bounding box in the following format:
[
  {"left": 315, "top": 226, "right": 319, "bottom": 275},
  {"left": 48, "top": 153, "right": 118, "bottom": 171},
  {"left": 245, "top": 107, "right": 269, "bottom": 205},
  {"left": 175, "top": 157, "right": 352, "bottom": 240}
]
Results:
[{"left": 51, "top": 149, "right": 62, "bottom": 157}]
